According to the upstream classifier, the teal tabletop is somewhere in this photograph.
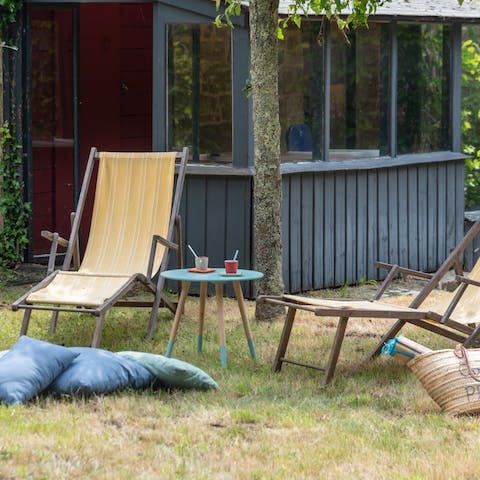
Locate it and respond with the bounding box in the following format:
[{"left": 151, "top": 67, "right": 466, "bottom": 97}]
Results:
[{"left": 161, "top": 268, "right": 263, "bottom": 284}]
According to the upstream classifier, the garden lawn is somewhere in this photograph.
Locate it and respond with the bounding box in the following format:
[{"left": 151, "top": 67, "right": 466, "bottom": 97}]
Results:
[{"left": 0, "top": 276, "right": 479, "bottom": 479}]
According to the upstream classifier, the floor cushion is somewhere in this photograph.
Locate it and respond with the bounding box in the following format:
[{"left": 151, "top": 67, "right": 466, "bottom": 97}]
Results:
[
  {"left": 117, "top": 351, "right": 219, "bottom": 390},
  {"left": 49, "top": 347, "right": 154, "bottom": 396},
  {"left": 0, "top": 336, "right": 79, "bottom": 405}
]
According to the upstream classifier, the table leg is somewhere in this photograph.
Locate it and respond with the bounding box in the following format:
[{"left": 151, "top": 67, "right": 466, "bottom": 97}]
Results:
[
  {"left": 166, "top": 281, "right": 190, "bottom": 357},
  {"left": 232, "top": 281, "right": 257, "bottom": 361},
  {"left": 198, "top": 282, "right": 207, "bottom": 353},
  {"left": 215, "top": 283, "right": 227, "bottom": 367}
]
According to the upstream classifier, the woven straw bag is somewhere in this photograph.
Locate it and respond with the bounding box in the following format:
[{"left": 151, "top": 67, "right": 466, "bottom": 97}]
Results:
[{"left": 409, "top": 345, "right": 480, "bottom": 416}]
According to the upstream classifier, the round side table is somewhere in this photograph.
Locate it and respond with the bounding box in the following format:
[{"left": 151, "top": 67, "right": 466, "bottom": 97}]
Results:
[{"left": 161, "top": 268, "right": 263, "bottom": 367}]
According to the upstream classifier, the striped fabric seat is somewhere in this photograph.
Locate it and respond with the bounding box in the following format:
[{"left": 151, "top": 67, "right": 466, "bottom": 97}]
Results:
[{"left": 27, "top": 152, "right": 175, "bottom": 307}]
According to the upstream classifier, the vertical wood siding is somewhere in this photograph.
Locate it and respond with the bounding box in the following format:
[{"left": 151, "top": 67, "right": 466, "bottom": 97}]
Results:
[
  {"left": 168, "top": 175, "right": 253, "bottom": 297},
  {"left": 282, "top": 160, "right": 465, "bottom": 292},
  {"left": 170, "top": 159, "right": 465, "bottom": 298}
]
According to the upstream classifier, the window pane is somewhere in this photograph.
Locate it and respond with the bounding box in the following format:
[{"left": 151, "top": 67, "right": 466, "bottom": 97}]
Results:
[
  {"left": 167, "top": 24, "right": 232, "bottom": 163},
  {"left": 279, "top": 22, "right": 324, "bottom": 161},
  {"left": 397, "top": 24, "right": 451, "bottom": 154},
  {"left": 330, "top": 23, "right": 389, "bottom": 159}
]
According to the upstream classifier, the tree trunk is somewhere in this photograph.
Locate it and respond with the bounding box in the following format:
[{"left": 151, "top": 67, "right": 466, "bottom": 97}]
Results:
[{"left": 250, "top": 0, "right": 285, "bottom": 320}]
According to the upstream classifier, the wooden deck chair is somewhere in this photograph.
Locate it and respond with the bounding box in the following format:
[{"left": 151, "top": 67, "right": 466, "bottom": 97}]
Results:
[
  {"left": 259, "top": 219, "right": 480, "bottom": 384},
  {"left": 13, "top": 147, "right": 188, "bottom": 347}
]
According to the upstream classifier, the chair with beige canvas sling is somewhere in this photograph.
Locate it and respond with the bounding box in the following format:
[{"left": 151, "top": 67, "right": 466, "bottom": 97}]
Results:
[
  {"left": 259, "top": 219, "right": 480, "bottom": 384},
  {"left": 13, "top": 147, "right": 188, "bottom": 347}
]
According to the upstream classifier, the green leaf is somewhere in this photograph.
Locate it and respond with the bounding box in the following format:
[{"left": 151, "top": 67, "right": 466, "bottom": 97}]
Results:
[{"left": 293, "top": 14, "right": 302, "bottom": 29}]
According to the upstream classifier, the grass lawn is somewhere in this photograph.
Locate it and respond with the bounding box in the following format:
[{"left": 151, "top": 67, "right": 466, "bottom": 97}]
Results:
[{"left": 0, "top": 272, "right": 479, "bottom": 479}]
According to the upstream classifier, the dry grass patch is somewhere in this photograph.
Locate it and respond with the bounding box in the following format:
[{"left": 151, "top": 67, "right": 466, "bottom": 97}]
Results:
[{"left": 0, "top": 277, "right": 479, "bottom": 478}]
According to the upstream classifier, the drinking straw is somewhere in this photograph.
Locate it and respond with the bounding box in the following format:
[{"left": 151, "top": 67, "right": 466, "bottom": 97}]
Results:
[
  {"left": 233, "top": 250, "right": 239, "bottom": 261},
  {"left": 188, "top": 244, "right": 198, "bottom": 258}
]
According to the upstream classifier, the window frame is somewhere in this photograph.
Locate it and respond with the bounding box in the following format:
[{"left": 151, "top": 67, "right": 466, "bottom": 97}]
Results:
[
  {"left": 277, "top": 18, "right": 462, "bottom": 165},
  {"left": 154, "top": 0, "right": 251, "bottom": 168}
]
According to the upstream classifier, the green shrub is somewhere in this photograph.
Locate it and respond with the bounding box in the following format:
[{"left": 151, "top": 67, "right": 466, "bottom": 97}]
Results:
[{"left": 0, "top": 121, "right": 30, "bottom": 270}]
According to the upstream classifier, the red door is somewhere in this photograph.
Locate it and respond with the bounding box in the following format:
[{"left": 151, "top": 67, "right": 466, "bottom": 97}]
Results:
[{"left": 30, "top": 4, "right": 153, "bottom": 257}]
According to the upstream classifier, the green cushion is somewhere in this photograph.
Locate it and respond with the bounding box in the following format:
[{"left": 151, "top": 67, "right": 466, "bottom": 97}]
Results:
[{"left": 116, "top": 351, "right": 219, "bottom": 391}]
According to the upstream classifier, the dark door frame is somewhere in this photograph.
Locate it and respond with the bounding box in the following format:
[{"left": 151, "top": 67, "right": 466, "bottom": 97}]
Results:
[{"left": 23, "top": 4, "right": 80, "bottom": 261}]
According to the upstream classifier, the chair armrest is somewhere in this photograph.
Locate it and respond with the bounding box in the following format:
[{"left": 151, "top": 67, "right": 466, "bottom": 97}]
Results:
[
  {"left": 153, "top": 234, "right": 178, "bottom": 251},
  {"left": 372, "top": 261, "right": 434, "bottom": 301},
  {"left": 41, "top": 230, "right": 69, "bottom": 248},
  {"left": 41, "top": 230, "right": 70, "bottom": 275},
  {"left": 456, "top": 275, "right": 480, "bottom": 288},
  {"left": 439, "top": 275, "right": 480, "bottom": 324},
  {"left": 375, "top": 261, "right": 433, "bottom": 280},
  {"left": 146, "top": 234, "right": 179, "bottom": 281}
]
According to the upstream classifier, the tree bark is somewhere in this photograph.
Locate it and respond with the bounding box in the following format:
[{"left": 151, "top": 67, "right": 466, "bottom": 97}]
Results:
[{"left": 250, "top": 0, "right": 285, "bottom": 320}]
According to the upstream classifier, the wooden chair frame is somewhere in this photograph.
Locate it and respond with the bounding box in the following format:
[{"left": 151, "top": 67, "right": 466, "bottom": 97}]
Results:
[
  {"left": 12, "top": 147, "right": 188, "bottom": 347},
  {"left": 260, "top": 220, "right": 480, "bottom": 384}
]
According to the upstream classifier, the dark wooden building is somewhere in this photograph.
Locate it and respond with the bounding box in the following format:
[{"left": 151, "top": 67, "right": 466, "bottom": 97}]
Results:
[{"left": 5, "top": 0, "right": 480, "bottom": 294}]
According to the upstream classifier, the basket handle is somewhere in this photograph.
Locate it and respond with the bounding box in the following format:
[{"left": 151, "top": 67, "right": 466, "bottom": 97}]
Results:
[{"left": 454, "top": 344, "right": 480, "bottom": 382}]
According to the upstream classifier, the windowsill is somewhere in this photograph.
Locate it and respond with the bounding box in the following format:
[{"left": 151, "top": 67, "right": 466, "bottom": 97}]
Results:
[
  {"left": 175, "top": 151, "right": 468, "bottom": 176},
  {"left": 281, "top": 149, "right": 381, "bottom": 162},
  {"left": 280, "top": 151, "right": 469, "bottom": 174},
  {"left": 177, "top": 162, "right": 253, "bottom": 176}
]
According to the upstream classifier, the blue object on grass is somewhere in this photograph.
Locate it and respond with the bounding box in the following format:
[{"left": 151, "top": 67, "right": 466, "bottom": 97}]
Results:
[
  {"left": 49, "top": 347, "right": 154, "bottom": 396},
  {"left": 0, "top": 336, "right": 79, "bottom": 405},
  {"left": 381, "top": 336, "right": 415, "bottom": 360}
]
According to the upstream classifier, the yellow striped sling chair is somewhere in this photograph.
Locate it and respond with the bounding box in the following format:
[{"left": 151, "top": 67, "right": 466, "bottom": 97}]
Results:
[{"left": 13, "top": 147, "right": 188, "bottom": 347}]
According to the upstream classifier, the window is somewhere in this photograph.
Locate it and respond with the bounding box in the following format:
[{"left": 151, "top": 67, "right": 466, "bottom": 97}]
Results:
[
  {"left": 330, "top": 23, "right": 389, "bottom": 159},
  {"left": 279, "top": 22, "right": 324, "bottom": 161},
  {"left": 279, "top": 22, "right": 389, "bottom": 162},
  {"left": 167, "top": 24, "right": 232, "bottom": 163},
  {"left": 397, "top": 23, "right": 451, "bottom": 154}
]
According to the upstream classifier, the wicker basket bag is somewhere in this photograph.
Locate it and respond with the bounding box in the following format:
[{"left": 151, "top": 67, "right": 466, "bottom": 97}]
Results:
[{"left": 408, "top": 345, "right": 480, "bottom": 416}]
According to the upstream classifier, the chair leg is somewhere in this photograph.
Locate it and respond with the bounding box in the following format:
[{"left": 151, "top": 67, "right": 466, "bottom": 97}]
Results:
[
  {"left": 324, "top": 317, "right": 349, "bottom": 385},
  {"left": 49, "top": 310, "right": 59, "bottom": 333},
  {"left": 147, "top": 277, "right": 166, "bottom": 341},
  {"left": 369, "top": 319, "right": 407, "bottom": 359},
  {"left": 20, "top": 309, "right": 32, "bottom": 336},
  {"left": 273, "top": 307, "right": 297, "bottom": 372},
  {"left": 91, "top": 313, "right": 106, "bottom": 348},
  {"left": 147, "top": 295, "right": 161, "bottom": 341}
]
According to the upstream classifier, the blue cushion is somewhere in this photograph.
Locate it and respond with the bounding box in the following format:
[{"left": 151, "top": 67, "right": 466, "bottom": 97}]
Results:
[
  {"left": 49, "top": 347, "right": 154, "bottom": 396},
  {"left": 117, "top": 351, "right": 219, "bottom": 390},
  {"left": 0, "top": 336, "right": 79, "bottom": 405},
  {"left": 286, "top": 124, "right": 312, "bottom": 152}
]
